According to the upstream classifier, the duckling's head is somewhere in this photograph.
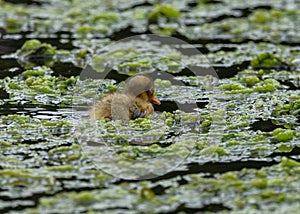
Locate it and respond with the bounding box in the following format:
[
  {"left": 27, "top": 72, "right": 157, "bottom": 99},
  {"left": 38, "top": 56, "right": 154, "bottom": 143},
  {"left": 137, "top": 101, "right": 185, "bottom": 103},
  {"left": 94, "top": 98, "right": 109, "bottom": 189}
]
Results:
[{"left": 124, "top": 75, "right": 161, "bottom": 105}]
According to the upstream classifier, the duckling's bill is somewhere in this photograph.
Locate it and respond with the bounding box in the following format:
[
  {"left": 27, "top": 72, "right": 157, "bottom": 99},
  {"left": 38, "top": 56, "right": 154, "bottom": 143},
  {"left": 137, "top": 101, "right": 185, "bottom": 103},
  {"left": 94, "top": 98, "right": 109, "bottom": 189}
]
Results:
[{"left": 151, "top": 96, "right": 161, "bottom": 105}]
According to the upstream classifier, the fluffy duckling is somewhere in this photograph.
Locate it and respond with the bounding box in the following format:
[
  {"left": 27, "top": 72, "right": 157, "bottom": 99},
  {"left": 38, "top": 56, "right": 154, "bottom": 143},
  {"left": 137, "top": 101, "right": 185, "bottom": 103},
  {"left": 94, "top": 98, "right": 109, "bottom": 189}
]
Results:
[{"left": 90, "top": 75, "right": 160, "bottom": 120}]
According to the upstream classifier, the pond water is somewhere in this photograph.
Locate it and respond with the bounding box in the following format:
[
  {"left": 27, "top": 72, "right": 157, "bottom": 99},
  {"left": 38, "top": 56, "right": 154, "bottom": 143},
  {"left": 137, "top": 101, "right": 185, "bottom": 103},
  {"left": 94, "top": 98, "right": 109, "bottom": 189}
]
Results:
[{"left": 1, "top": 0, "right": 300, "bottom": 213}]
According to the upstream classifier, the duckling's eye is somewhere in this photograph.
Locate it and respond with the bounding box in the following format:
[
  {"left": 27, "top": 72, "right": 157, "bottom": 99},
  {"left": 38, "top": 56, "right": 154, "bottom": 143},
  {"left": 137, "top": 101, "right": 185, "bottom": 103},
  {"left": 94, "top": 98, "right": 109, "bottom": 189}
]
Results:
[{"left": 146, "top": 90, "right": 153, "bottom": 96}]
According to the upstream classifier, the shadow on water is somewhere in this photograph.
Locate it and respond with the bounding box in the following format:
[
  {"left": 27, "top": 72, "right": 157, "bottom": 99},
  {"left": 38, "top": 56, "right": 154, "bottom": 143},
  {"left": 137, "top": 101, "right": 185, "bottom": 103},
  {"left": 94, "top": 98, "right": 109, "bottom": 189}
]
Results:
[
  {"left": 52, "top": 62, "right": 82, "bottom": 77},
  {"left": 154, "top": 100, "right": 208, "bottom": 112},
  {"left": 3, "top": 0, "right": 48, "bottom": 5},
  {"left": 250, "top": 118, "right": 285, "bottom": 132},
  {"left": 115, "top": 159, "right": 279, "bottom": 184},
  {"left": 171, "top": 62, "right": 250, "bottom": 79},
  {"left": 0, "top": 31, "right": 74, "bottom": 55},
  {"left": 0, "top": 58, "right": 23, "bottom": 78},
  {"left": 168, "top": 203, "right": 231, "bottom": 213},
  {"left": 0, "top": 88, "right": 9, "bottom": 99}
]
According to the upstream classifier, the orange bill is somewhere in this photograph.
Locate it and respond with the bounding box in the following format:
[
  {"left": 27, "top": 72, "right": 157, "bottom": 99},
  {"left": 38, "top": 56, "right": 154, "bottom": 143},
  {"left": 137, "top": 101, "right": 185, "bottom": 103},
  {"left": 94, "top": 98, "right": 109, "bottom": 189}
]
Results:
[{"left": 151, "top": 96, "right": 161, "bottom": 105}]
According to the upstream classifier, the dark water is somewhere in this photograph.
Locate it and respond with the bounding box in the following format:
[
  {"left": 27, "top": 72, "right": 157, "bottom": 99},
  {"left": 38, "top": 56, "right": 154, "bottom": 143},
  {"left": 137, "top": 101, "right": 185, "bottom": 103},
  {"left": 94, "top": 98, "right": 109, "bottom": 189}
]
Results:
[{"left": 1, "top": 1, "right": 300, "bottom": 212}]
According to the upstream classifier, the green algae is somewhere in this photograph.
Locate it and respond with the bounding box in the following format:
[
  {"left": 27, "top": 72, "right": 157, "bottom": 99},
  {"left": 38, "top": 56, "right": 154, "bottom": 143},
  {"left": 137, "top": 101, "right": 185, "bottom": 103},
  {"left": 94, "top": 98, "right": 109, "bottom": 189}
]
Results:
[
  {"left": 273, "top": 99, "right": 300, "bottom": 117},
  {"left": 19, "top": 158, "right": 300, "bottom": 213},
  {"left": 221, "top": 82, "right": 249, "bottom": 93},
  {"left": 200, "top": 146, "right": 230, "bottom": 156},
  {"left": 74, "top": 111, "right": 200, "bottom": 179},
  {"left": 148, "top": 4, "right": 181, "bottom": 23},
  {"left": 281, "top": 157, "right": 300, "bottom": 167},
  {"left": 0, "top": 0, "right": 299, "bottom": 44},
  {"left": 220, "top": 70, "right": 284, "bottom": 94},
  {"left": 91, "top": 40, "right": 185, "bottom": 75},
  {"left": 178, "top": 8, "right": 300, "bottom": 43},
  {"left": 16, "top": 39, "right": 57, "bottom": 68},
  {"left": 250, "top": 10, "right": 273, "bottom": 24},
  {"left": 240, "top": 76, "right": 260, "bottom": 87},
  {"left": 4, "top": 18, "right": 24, "bottom": 33},
  {"left": 275, "top": 144, "right": 294, "bottom": 153},
  {"left": 253, "top": 78, "right": 281, "bottom": 92},
  {"left": 272, "top": 128, "right": 296, "bottom": 142},
  {"left": 22, "top": 70, "right": 46, "bottom": 77},
  {"left": 251, "top": 53, "right": 286, "bottom": 68},
  {"left": 204, "top": 42, "right": 299, "bottom": 68},
  {"left": 19, "top": 40, "right": 44, "bottom": 51},
  {"left": 1, "top": 0, "right": 300, "bottom": 213},
  {"left": 3, "top": 67, "right": 78, "bottom": 105}
]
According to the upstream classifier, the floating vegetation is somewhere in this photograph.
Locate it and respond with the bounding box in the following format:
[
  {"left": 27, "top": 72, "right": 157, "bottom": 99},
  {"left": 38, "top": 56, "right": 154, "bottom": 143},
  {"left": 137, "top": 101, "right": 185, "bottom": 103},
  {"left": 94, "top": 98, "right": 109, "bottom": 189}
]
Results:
[
  {"left": 0, "top": 0, "right": 300, "bottom": 213},
  {"left": 1, "top": 66, "right": 77, "bottom": 105},
  {"left": 250, "top": 52, "right": 289, "bottom": 69},
  {"left": 177, "top": 8, "right": 300, "bottom": 43}
]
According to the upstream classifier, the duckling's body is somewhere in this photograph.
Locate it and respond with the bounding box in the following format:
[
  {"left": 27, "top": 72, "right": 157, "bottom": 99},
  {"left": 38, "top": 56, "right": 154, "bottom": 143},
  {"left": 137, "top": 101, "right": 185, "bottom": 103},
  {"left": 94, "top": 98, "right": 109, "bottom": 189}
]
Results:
[{"left": 90, "top": 75, "right": 160, "bottom": 120}]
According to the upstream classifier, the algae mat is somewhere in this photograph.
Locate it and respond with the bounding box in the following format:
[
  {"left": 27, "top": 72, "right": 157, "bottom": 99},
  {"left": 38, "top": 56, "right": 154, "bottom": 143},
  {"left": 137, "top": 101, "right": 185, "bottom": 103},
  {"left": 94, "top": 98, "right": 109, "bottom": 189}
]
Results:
[{"left": 1, "top": 0, "right": 300, "bottom": 213}]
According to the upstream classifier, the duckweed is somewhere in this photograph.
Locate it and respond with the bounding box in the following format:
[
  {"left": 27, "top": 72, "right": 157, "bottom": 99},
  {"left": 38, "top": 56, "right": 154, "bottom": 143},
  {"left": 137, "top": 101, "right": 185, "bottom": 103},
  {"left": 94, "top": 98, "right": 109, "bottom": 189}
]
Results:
[
  {"left": 22, "top": 70, "right": 46, "bottom": 77},
  {"left": 240, "top": 76, "right": 260, "bottom": 87},
  {"left": 253, "top": 78, "right": 281, "bottom": 92},
  {"left": 273, "top": 99, "right": 300, "bottom": 117},
  {"left": 251, "top": 10, "right": 272, "bottom": 24},
  {"left": 272, "top": 128, "right": 295, "bottom": 142},
  {"left": 221, "top": 82, "right": 247, "bottom": 91},
  {"left": 3, "top": 67, "right": 78, "bottom": 105},
  {"left": 17, "top": 39, "right": 56, "bottom": 58},
  {"left": 148, "top": 4, "right": 181, "bottom": 22},
  {"left": 19, "top": 39, "right": 42, "bottom": 51},
  {"left": 276, "top": 144, "right": 293, "bottom": 153},
  {"left": 1, "top": 0, "right": 300, "bottom": 213},
  {"left": 8, "top": 82, "right": 22, "bottom": 90},
  {"left": 200, "top": 146, "right": 229, "bottom": 156},
  {"left": 251, "top": 53, "right": 285, "bottom": 68}
]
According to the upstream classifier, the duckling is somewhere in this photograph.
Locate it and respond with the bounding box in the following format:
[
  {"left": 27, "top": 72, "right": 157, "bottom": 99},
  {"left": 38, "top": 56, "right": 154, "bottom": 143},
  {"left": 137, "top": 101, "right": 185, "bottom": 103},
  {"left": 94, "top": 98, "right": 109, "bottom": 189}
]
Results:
[{"left": 90, "top": 75, "right": 161, "bottom": 120}]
